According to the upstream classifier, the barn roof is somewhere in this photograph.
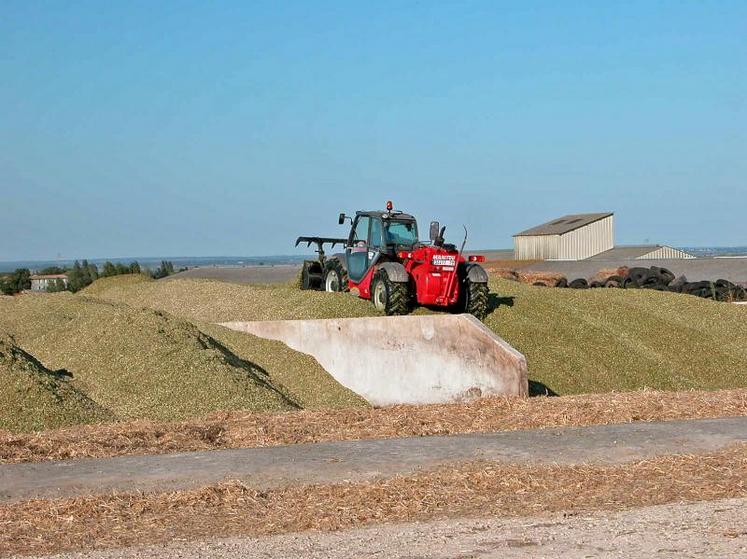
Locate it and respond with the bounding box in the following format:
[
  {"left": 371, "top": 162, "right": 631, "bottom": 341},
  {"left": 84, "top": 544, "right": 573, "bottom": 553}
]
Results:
[
  {"left": 587, "top": 245, "right": 695, "bottom": 261},
  {"left": 30, "top": 274, "right": 68, "bottom": 280},
  {"left": 514, "top": 212, "right": 613, "bottom": 237}
]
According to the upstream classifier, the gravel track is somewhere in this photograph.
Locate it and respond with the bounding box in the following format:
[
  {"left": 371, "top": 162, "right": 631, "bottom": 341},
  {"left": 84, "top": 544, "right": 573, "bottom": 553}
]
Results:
[{"left": 31, "top": 497, "right": 747, "bottom": 559}]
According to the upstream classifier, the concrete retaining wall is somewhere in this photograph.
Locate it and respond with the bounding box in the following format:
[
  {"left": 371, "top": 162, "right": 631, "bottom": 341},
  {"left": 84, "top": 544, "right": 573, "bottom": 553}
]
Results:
[{"left": 221, "top": 315, "right": 528, "bottom": 406}]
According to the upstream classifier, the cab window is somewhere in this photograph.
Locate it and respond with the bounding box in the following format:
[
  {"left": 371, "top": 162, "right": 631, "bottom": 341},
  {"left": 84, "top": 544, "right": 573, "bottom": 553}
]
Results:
[
  {"left": 385, "top": 220, "right": 418, "bottom": 246},
  {"left": 369, "top": 218, "right": 384, "bottom": 248},
  {"left": 351, "top": 216, "right": 370, "bottom": 245}
]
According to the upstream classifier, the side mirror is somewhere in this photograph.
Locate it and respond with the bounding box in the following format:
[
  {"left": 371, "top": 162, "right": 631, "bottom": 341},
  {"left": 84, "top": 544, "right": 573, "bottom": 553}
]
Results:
[
  {"left": 338, "top": 213, "right": 346, "bottom": 225},
  {"left": 429, "top": 221, "right": 440, "bottom": 242}
]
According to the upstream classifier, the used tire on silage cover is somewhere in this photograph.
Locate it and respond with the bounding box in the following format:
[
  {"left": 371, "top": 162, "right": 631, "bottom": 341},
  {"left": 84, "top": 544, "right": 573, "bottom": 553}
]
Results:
[
  {"left": 625, "top": 268, "right": 651, "bottom": 287},
  {"left": 650, "top": 266, "right": 675, "bottom": 286},
  {"left": 568, "top": 278, "right": 589, "bottom": 289},
  {"left": 604, "top": 275, "right": 623, "bottom": 288}
]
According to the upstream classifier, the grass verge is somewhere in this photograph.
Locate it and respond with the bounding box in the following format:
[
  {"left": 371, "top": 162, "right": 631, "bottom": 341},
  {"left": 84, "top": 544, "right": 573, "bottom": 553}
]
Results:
[
  {"left": 1, "top": 444, "right": 744, "bottom": 556},
  {"left": 2, "top": 388, "right": 745, "bottom": 463}
]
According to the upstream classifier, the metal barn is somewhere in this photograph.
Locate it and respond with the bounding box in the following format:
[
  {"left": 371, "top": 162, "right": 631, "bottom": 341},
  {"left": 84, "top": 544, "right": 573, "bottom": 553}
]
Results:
[
  {"left": 514, "top": 213, "right": 614, "bottom": 261},
  {"left": 635, "top": 245, "right": 696, "bottom": 260},
  {"left": 588, "top": 245, "right": 696, "bottom": 260}
]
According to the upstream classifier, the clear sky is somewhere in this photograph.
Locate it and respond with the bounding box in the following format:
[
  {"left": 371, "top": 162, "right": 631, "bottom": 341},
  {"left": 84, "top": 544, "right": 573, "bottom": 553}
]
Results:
[{"left": 1, "top": 1, "right": 745, "bottom": 261}]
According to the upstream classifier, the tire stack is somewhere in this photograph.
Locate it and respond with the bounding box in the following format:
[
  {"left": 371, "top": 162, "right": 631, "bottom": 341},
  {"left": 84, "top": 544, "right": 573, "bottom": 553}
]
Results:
[{"left": 557, "top": 266, "right": 747, "bottom": 302}]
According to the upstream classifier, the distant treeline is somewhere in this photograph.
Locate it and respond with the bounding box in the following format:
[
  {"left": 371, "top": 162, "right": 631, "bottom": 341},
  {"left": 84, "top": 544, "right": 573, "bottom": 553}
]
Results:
[
  {"left": 0, "top": 269, "right": 31, "bottom": 295},
  {"left": 0, "top": 260, "right": 180, "bottom": 295}
]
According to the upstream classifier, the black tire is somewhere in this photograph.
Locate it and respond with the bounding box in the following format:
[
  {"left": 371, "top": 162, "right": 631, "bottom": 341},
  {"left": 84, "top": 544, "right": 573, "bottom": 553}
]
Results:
[
  {"left": 682, "top": 280, "right": 711, "bottom": 294},
  {"left": 641, "top": 277, "right": 665, "bottom": 289},
  {"left": 371, "top": 268, "right": 410, "bottom": 315},
  {"left": 555, "top": 277, "right": 568, "bottom": 288},
  {"left": 715, "top": 287, "right": 730, "bottom": 301},
  {"left": 626, "top": 267, "right": 651, "bottom": 287},
  {"left": 300, "top": 261, "right": 323, "bottom": 290},
  {"left": 605, "top": 275, "right": 623, "bottom": 288},
  {"left": 655, "top": 267, "right": 675, "bottom": 286},
  {"left": 568, "top": 278, "right": 589, "bottom": 289},
  {"left": 460, "top": 280, "right": 489, "bottom": 320},
  {"left": 323, "top": 258, "right": 349, "bottom": 292},
  {"left": 670, "top": 275, "right": 688, "bottom": 290}
]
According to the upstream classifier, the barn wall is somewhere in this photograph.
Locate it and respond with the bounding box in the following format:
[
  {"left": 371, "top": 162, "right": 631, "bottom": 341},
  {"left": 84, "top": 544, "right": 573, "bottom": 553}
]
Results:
[
  {"left": 514, "top": 235, "right": 560, "bottom": 260},
  {"left": 514, "top": 215, "right": 614, "bottom": 261},
  {"left": 557, "top": 215, "right": 614, "bottom": 260}
]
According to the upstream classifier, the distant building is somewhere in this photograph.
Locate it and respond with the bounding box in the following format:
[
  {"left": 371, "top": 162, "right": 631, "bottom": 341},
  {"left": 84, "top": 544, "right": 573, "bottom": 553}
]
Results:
[
  {"left": 514, "top": 213, "right": 614, "bottom": 261},
  {"left": 30, "top": 274, "right": 68, "bottom": 291},
  {"left": 587, "top": 245, "right": 695, "bottom": 261},
  {"left": 514, "top": 213, "right": 696, "bottom": 261}
]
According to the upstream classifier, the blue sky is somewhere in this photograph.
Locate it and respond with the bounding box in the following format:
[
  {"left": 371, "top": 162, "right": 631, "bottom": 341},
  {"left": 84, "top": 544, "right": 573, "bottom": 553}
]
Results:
[{"left": 1, "top": 1, "right": 745, "bottom": 261}]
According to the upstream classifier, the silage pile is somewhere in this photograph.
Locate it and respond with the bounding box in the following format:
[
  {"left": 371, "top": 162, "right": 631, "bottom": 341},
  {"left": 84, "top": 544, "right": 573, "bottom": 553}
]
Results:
[
  {"left": 80, "top": 272, "right": 153, "bottom": 296},
  {"left": 83, "top": 275, "right": 376, "bottom": 323},
  {"left": 86, "top": 274, "right": 747, "bottom": 397},
  {"left": 81, "top": 275, "right": 368, "bottom": 410},
  {"left": 0, "top": 334, "right": 113, "bottom": 432},
  {"left": 0, "top": 294, "right": 302, "bottom": 425},
  {"left": 486, "top": 278, "right": 747, "bottom": 395}
]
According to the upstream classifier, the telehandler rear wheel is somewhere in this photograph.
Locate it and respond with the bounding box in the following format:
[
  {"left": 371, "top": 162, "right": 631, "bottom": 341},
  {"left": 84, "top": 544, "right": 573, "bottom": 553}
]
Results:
[
  {"left": 461, "top": 279, "right": 488, "bottom": 320},
  {"left": 371, "top": 269, "right": 410, "bottom": 315},
  {"left": 300, "top": 261, "right": 323, "bottom": 290}
]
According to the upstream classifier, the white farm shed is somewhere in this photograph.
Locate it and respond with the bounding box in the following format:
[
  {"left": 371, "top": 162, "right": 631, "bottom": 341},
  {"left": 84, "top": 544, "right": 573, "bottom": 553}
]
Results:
[
  {"left": 514, "top": 213, "right": 614, "bottom": 261},
  {"left": 588, "top": 245, "right": 696, "bottom": 260}
]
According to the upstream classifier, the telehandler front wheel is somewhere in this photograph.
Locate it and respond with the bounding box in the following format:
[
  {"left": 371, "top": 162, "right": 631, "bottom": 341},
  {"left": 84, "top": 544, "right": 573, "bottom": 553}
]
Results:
[
  {"left": 324, "top": 259, "right": 349, "bottom": 292},
  {"left": 371, "top": 269, "right": 410, "bottom": 315}
]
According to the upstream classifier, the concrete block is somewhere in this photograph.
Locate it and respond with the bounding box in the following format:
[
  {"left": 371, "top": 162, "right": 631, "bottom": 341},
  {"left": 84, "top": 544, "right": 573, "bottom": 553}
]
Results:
[{"left": 220, "top": 314, "right": 528, "bottom": 406}]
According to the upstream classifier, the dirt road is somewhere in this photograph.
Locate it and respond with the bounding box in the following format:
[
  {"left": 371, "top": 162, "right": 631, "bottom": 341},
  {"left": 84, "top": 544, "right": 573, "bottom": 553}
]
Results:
[
  {"left": 31, "top": 497, "right": 747, "bottom": 558},
  {"left": 2, "top": 417, "right": 745, "bottom": 502}
]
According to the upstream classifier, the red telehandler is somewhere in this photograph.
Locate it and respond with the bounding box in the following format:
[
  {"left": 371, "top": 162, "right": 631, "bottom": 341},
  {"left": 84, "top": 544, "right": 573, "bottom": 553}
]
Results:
[{"left": 297, "top": 202, "right": 490, "bottom": 319}]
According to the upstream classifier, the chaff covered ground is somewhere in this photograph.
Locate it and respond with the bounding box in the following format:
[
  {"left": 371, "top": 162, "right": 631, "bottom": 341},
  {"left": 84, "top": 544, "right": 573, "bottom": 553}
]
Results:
[
  {"left": 2, "top": 388, "right": 745, "bottom": 463},
  {"left": 1, "top": 444, "right": 744, "bottom": 556}
]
